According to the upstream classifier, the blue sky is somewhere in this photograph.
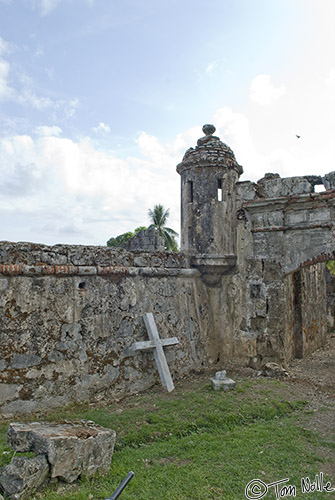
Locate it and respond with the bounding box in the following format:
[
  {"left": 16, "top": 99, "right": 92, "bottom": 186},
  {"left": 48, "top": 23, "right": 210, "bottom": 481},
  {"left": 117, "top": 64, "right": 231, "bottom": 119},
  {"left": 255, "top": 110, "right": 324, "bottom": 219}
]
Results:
[{"left": 0, "top": 0, "right": 334, "bottom": 245}]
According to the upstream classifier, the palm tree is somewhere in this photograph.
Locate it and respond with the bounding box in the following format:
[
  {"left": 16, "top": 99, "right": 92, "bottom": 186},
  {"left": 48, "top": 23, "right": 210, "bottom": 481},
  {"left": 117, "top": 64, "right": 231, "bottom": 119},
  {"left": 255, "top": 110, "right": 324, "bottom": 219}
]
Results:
[{"left": 148, "top": 204, "right": 178, "bottom": 251}]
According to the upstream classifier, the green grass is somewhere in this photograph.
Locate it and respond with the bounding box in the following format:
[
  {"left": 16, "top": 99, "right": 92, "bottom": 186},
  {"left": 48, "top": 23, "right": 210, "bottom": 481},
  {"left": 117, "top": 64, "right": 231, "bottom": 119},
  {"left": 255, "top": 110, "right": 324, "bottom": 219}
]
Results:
[{"left": 0, "top": 379, "right": 333, "bottom": 500}]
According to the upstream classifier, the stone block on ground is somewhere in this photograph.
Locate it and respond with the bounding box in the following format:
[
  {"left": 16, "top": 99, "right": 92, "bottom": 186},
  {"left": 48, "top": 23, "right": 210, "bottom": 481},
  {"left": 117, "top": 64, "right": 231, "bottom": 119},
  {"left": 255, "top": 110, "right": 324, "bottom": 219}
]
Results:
[
  {"left": 0, "top": 455, "right": 49, "bottom": 500},
  {"left": 7, "top": 420, "right": 116, "bottom": 483},
  {"left": 261, "top": 362, "right": 288, "bottom": 378},
  {"left": 211, "top": 370, "right": 236, "bottom": 391}
]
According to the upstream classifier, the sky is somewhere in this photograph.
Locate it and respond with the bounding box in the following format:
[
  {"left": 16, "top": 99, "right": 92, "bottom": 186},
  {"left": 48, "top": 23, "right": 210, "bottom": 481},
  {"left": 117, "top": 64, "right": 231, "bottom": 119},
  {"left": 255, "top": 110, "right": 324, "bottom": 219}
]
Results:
[{"left": 0, "top": 0, "right": 334, "bottom": 246}]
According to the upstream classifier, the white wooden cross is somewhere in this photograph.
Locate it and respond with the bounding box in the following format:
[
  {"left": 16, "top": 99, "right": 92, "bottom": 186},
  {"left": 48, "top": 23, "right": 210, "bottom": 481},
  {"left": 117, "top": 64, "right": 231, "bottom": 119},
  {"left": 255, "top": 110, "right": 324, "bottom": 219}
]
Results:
[{"left": 130, "top": 313, "right": 179, "bottom": 392}]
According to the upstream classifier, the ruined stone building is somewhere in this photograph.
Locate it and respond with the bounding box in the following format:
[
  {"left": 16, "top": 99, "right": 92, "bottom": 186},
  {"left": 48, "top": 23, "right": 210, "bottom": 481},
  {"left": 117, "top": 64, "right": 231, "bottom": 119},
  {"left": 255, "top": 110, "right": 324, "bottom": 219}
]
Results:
[{"left": 1, "top": 125, "right": 334, "bottom": 416}]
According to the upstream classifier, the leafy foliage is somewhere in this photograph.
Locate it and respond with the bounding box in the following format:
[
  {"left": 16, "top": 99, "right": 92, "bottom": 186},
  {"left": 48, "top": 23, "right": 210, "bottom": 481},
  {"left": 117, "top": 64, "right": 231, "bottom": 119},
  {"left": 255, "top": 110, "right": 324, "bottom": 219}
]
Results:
[
  {"left": 106, "top": 204, "right": 178, "bottom": 251},
  {"left": 148, "top": 204, "right": 178, "bottom": 251},
  {"left": 326, "top": 260, "right": 335, "bottom": 275},
  {"left": 106, "top": 226, "right": 146, "bottom": 247}
]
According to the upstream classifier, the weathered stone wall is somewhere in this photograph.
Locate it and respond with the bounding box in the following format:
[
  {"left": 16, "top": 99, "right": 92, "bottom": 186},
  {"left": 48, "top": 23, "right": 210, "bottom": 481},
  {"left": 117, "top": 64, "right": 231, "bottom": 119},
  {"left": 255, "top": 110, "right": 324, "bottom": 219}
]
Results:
[
  {"left": 285, "top": 264, "right": 327, "bottom": 360},
  {"left": 237, "top": 186, "right": 335, "bottom": 274},
  {"left": 300, "top": 264, "right": 327, "bottom": 356},
  {"left": 0, "top": 242, "right": 209, "bottom": 416},
  {"left": 234, "top": 174, "right": 331, "bottom": 367},
  {"left": 326, "top": 267, "right": 335, "bottom": 329},
  {"left": 121, "top": 227, "right": 164, "bottom": 252}
]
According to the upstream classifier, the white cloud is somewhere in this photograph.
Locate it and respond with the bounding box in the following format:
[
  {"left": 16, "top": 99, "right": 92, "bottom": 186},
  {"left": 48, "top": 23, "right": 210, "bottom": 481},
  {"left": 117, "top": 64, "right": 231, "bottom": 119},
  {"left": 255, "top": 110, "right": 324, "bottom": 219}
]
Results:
[
  {"left": 34, "top": 125, "right": 62, "bottom": 137},
  {"left": 16, "top": 89, "right": 54, "bottom": 109},
  {"left": 249, "top": 74, "right": 286, "bottom": 106},
  {"left": 45, "top": 67, "right": 55, "bottom": 80},
  {"left": 61, "top": 97, "right": 79, "bottom": 118},
  {"left": 0, "top": 129, "right": 181, "bottom": 245},
  {"left": 0, "top": 37, "right": 62, "bottom": 110},
  {"left": 34, "top": 45, "right": 44, "bottom": 57},
  {"left": 213, "top": 107, "right": 259, "bottom": 176},
  {"left": 0, "top": 38, "right": 79, "bottom": 116},
  {"left": 212, "top": 105, "right": 334, "bottom": 182},
  {"left": 2, "top": 0, "right": 91, "bottom": 15},
  {"left": 326, "top": 68, "right": 335, "bottom": 85},
  {"left": 136, "top": 126, "right": 201, "bottom": 165},
  {"left": 34, "top": 0, "right": 62, "bottom": 16},
  {"left": 57, "top": 217, "right": 85, "bottom": 235},
  {"left": 93, "top": 122, "right": 111, "bottom": 134},
  {"left": 0, "top": 36, "right": 14, "bottom": 100},
  {"left": 0, "top": 58, "right": 14, "bottom": 100},
  {"left": 136, "top": 132, "right": 169, "bottom": 164},
  {"left": 1, "top": 91, "right": 334, "bottom": 246},
  {"left": 16, "top": 90, "right": 78, "bottom": 115},
  {"left": 205, "top": 56, "right": 228, "bottom": 74},
  {"left": 0, "top": 115, "right": 307, "bottom": 244},
  {"left": 0, "top": 37, "right": 11, "bottom": 56},
  {"left": 205, "top": 61, "right": 217, "bottom": 74}
]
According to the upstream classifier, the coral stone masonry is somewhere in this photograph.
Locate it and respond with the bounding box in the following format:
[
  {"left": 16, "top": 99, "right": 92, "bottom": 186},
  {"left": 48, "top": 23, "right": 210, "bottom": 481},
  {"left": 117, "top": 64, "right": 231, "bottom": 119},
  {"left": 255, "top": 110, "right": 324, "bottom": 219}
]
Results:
[
  {"left": 0, "top": 125, "right": 335, "bottom": 416},
  {"left": 0, "top": 421, "right": 116, "bottom": 498}
]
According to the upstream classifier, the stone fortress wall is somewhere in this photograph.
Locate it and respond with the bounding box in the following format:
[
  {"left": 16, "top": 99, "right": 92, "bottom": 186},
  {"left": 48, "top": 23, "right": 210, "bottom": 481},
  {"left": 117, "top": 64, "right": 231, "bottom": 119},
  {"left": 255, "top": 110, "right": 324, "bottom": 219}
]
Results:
[
  {"left": 234, "top": 172, "right": 334, "bottom": 366},
  {"left": 0, "top": 243, "right": 209, "bottom": 416},
  {"left": 326, "top": 267, "right": 335, "bottom": 330},
  {"left": 1, "top": 124, "right": 334, "bottom": 416}
]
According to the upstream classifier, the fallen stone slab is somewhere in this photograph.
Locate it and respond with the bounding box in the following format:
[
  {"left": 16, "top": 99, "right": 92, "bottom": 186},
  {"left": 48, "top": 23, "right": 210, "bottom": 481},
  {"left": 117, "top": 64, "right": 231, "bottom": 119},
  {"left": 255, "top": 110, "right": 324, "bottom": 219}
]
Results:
[
  {"left": 211, "top": 370, "right": 236, "bottom": 391},
  {"left": 261, "top": 362, "right": 288, "bottom": 378},
  {"left": 0, "top": 455, "right": 49, "bottom": 500},
  {"left": 7, "top": 420, "right": 116, "bottom": 483}
]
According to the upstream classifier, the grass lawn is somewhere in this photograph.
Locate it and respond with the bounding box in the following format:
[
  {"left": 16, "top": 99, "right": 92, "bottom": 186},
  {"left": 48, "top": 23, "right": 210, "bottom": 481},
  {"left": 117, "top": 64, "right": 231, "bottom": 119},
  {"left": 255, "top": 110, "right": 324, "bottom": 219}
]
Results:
[{"left": 0, "top": 377, "right": 334, "bottom": 499}]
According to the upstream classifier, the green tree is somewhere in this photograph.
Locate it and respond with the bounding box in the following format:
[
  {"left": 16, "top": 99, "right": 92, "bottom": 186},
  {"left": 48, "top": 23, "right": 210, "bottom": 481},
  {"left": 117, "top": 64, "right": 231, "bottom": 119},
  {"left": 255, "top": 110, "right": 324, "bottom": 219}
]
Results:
[
  {"left": 106, "top": 226, "right": 147, "bottom": 247},
  {"left": 106, "top": 231, "right": 134, "bottom": 247},
  {"left": 148, "top": 204, "right": 178, "bottom": 251},
  {"left": 326, "top": 260, "right": 335, "bottom": 275}
]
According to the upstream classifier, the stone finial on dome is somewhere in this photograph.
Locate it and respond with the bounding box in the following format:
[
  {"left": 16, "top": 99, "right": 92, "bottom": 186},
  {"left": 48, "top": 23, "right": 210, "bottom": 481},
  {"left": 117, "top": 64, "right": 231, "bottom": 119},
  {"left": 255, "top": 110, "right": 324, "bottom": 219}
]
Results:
[
  {"left": 176, "top": 123, "right": 243, "bottom": 176},
  {"left": 197, "top": 124, "right": 220, "bottom": 146},
  {"left": 202, "top": 124, "right": 216, "bottom": 136}
]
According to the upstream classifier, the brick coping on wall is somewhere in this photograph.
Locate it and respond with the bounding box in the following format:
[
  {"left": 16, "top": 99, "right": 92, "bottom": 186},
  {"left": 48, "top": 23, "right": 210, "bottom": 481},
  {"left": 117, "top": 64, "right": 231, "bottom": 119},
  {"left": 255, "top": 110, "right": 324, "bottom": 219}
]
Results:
[{"left": 0, "top": 263, "right": 199, "bottom": 278}]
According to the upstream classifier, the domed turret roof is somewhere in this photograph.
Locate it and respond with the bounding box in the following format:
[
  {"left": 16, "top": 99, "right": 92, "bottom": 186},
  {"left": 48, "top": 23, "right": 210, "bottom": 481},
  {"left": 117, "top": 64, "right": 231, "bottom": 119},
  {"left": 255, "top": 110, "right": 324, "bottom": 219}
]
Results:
[{"left": 177, "top": 124, "right": 243, "bottom": 175}]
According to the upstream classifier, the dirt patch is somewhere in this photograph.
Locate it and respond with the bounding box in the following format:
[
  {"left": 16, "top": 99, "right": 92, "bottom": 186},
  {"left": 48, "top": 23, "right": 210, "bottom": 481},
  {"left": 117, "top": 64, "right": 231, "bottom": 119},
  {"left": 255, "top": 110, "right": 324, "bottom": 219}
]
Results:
[
  {"left": 227, "top": 334, "right": 335, "bottom": 477},
  {"left": 288, "top": 335, "right": 335, "bottom": 393}
]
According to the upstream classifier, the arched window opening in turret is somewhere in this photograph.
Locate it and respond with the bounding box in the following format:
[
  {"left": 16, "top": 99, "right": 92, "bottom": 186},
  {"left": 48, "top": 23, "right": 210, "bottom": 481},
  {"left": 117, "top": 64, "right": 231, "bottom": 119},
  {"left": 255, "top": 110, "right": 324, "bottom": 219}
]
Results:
[
  {"left": 188, "top": 180, "right": 194, "bottom": 203},
  {"left": 217, "top": 179, "right": 223, "bottom": 201}
]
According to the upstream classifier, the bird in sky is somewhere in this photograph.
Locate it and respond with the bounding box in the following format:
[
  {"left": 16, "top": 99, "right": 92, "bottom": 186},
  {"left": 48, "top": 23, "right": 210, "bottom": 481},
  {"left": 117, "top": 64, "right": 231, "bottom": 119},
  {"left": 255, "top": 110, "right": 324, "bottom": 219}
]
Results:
[{"left": 296, "top": 135, "right": 301, "bottom": 138}]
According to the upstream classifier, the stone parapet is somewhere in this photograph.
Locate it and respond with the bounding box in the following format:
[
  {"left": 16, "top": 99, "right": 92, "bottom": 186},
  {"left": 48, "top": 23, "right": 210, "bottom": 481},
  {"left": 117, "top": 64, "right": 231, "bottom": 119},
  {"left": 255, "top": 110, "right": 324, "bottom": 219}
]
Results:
[
  {"left": 0, "top": 241, "right": 190, "bottom": 268},
  {"left": 237, "top": 173, "right": 335, "bottom": 202}
]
